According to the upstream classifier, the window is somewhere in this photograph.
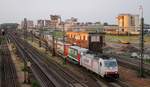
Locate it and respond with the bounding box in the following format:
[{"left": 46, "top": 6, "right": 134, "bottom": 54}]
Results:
[
  {"left": 91, "top": 36, "right": 100, "bottom": 42},
  {"left": 83, "top": 35, "right": 85, "bottom": 40},
  {"left": 104, "top": 61, "right": 117, "bottom": 67},
  {"left": 71, "top": 34, "right": 72, "bottom": 38},
  {"left": 74, "top": 35, "right": 76, "bottom": 38},
  {"left": 85, "top": 35, "right": 87, "bottom": 40}
]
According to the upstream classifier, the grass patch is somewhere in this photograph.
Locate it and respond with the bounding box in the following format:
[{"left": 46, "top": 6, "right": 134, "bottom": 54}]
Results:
[
  {"left": 144, "top": 59, "right": 150, "bottom": 64},
  {"left": 105, "top": 35, "right": 150, "bottom": 44}
]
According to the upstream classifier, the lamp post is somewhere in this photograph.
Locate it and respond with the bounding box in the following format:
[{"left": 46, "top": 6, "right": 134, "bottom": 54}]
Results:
[{"left": 139, "top": 5, "right": 144, "bottom": 77}]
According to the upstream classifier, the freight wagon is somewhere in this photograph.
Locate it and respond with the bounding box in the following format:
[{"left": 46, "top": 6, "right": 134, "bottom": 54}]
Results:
[
  {"left": 56, "top": 41, "right": 70, "bottom": 58},
  {"left": 34, "top": 31, "right": 119, "bottom": 79},
  {"left": 68, "top": 46, "right": 88, "bottom": 64}
]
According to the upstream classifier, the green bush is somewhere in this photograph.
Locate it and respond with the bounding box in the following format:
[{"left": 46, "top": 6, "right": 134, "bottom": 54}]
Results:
[{"left": 31, "top": 80, "right": 40, "bottom": 87}]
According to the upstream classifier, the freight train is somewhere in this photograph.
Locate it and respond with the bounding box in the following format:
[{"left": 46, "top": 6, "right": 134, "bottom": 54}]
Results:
[
  {"left": 34, "top": 31, "right": 119, "bottom": 79},
  {"left": 56, "top": 41, "right": 119, "bottom": 79}
]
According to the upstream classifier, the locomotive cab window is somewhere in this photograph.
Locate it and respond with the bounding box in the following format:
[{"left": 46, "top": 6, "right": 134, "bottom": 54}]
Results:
[{"left": 104, "top": 61, "right": 117, "bottom": 67}]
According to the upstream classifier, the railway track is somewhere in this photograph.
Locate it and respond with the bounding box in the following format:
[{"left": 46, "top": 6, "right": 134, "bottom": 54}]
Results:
[
  {"left": 22, "top": 39, "right": 88, "bottom": 87},
  {"left": 21, "top": 30, "right": 150, "bottom": 75},
  {"left": 35, "top": 36, "right": 150, "bottom": 72},
  {"left": 0, "top": 36, "right": 20, "bottom": 87},
  {"left": 9, "top": 31, "right": 133, "bottom": 87},
  {"left": 34, "top": 34, "right": 150, "bottom": 76},
  {"left": 23, "top": 32, "right": 132, "bottom": 87},
  {"left": 109, "top": 54, "right": 150, "bottom": 76},
  {"left": 8, "top": 32, "right": 89, "bottom": 87},
  {"left": 8, "top": 34, "right": 56, "bottom": 87}
]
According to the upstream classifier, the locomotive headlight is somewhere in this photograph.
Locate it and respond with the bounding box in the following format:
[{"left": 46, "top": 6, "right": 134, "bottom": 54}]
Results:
[
  {"left": 115, "top": 71, "right": 118, "bottom": 74},
  {"left": 106, "top": 67, "right": 113, "bottom": 70}
]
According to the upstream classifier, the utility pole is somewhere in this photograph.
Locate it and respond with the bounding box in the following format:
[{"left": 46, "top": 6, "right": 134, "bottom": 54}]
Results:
[
  {"left": 52, "top": 24, "right": 56, "bottom": 56},
  {"left": 139, "top": 5, "right": 144, "bottom": 77},
  {"left": 23, "top": 18, "right": 28, "bottom": 83},
  {"left": 63, "top": 23, "right": 65, "bottom": 43},
  {"left": 39, "top": 29, "right": 42, "bottom": 47},
  {"left": 45, "top": 40, "right": 48, "bottom": 53},
  {"left": 31, "top": 30, "right": 33, "bottom": 42},
  {"left": 52, "top": 33, "right": 56, "bottom": 56},
  {"left": 23, "top": 18, "right": 27, "bottom": 39},
  {"left": 27, "top": 61, "right": 31, "bottom": 84},
  {"left": 62, "top": 23, "right": 67, "bottom": 64},
  {"left": 23, "top": 62, "right": 27, "bottom": 83}
]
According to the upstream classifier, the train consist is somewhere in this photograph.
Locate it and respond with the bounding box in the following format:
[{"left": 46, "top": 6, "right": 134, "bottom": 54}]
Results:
[
  {"left": 34, "top": 31, "right": 119, "bottom": 79},
  {"left": 56, "top": 41, "right": 119, "bottom": 78}
]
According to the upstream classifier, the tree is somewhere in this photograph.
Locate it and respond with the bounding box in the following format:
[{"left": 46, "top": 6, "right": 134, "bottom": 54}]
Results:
[{"left": 103, "top": 22, "right": 108, "bottom": 26}]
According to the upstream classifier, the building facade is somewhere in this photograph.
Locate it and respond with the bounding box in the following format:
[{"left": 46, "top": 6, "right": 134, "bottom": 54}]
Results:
[
  {"left": 50, "top": 15, "right": 61, "bottom": 28},
  {"left": 37, "top": 20, "right": 44, "bottom": 28},
  {"left": 79, "top": 22, "right": 103, "bottom": 32},
  {"left": 66, "top": 32, "right": 105, "bottom": 49},
  {"left": 117, "top": 14, "right": 140, "bottom": 34},
  {"left": 44, "top": 20, "right": 51, "bottom": 28},
  {"left": 104, "top": 25, "right": 118, "bottom": 34},
  {"left": 64, "top": 17, "right": 78, "bottom": 31},
  {"left": 21, "top": 20, "right": 34, "bottom": 29}
]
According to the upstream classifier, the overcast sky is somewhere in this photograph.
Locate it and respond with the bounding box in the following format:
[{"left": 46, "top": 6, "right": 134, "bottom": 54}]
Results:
[{"left": 0, "top": 0, "right": 148, "bottom": 24}]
